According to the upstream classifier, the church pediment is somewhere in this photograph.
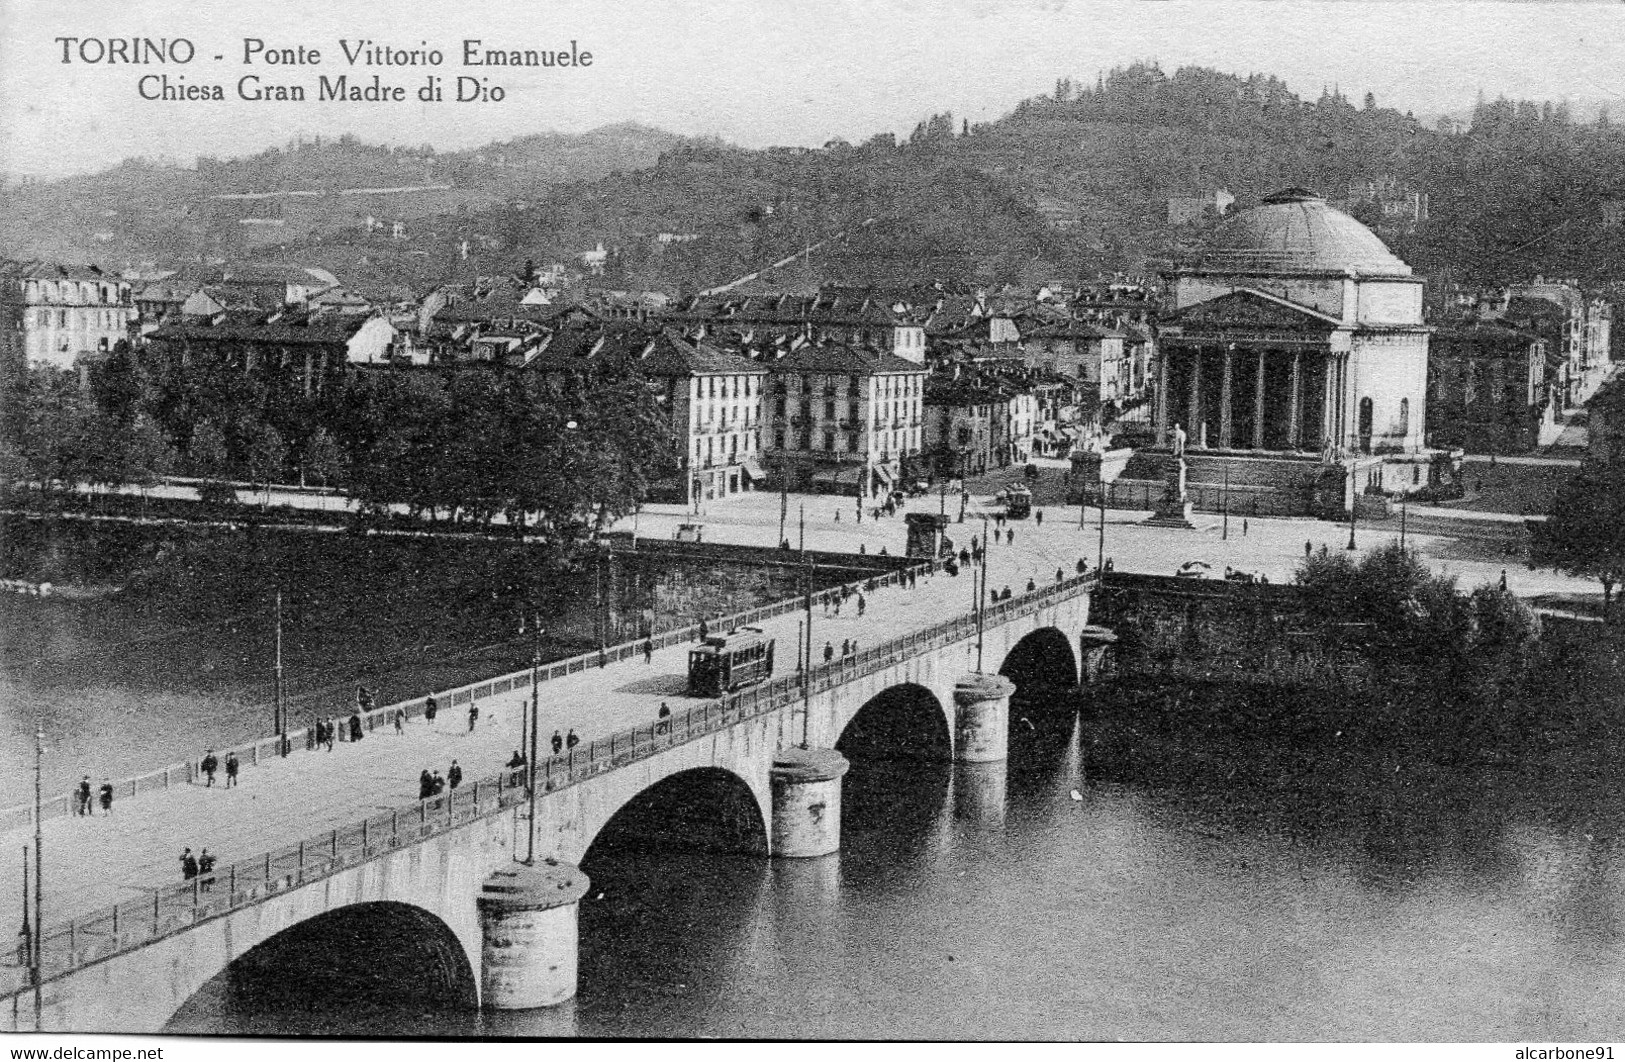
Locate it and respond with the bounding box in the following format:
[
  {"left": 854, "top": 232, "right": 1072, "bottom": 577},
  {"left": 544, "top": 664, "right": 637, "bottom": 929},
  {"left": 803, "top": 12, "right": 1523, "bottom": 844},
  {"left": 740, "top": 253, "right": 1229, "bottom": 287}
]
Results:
[{"left": 1166, "top": 289, "right": 1341, "bottom": 332}]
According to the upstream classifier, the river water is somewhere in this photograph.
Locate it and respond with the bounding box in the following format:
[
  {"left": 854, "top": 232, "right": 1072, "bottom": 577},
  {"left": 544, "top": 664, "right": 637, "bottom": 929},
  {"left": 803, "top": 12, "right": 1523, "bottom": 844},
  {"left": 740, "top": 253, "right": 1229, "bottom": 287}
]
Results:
[{"left": 168, "top": 708, "right": 1625, "bottom": 1041}]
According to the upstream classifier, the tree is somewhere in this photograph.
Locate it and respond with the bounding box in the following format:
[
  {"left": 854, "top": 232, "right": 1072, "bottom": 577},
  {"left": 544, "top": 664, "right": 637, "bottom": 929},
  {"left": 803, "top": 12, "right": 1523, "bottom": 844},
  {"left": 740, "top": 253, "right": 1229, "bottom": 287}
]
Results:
[
  {"left": 244, "top": 422, "right": 288, "bottom": 508},
  {"left": 300, "top": 427, "right": 344, "bottom": 488},
  {"left": 1531, "top": 460, "right": 1625, "bottom": 619},
  {"left": 188, "top": 419, "right": 235, "bottom": 506}
]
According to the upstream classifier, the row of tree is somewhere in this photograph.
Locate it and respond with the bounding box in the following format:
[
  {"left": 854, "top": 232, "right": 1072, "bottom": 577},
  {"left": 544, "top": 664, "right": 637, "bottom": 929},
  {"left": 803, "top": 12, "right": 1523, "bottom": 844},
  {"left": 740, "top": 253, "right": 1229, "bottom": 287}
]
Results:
[{"left": 0, "top": 352, "right": 678, "bottom": 548}]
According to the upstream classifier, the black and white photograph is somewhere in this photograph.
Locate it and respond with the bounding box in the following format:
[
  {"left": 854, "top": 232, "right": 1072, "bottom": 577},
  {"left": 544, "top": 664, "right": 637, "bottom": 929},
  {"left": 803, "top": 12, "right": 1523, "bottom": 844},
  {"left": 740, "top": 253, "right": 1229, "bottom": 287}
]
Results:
[{"left": 2, "top": 0, "right": 1625, "bottom": 1048}]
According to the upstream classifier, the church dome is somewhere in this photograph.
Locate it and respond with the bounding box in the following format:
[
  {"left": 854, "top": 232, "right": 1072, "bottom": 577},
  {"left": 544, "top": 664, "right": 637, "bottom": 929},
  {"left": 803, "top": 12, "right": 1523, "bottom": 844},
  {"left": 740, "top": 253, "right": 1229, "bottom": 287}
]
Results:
[{"left": 1193, "top": 188, "right": 1412, "bottom": 277}]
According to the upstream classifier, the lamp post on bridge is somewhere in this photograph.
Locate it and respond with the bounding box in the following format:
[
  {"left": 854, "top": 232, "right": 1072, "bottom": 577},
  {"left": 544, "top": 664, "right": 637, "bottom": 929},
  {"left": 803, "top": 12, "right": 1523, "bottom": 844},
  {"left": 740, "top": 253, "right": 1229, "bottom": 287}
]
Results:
[
  {"left": 274, "top": 589, "right": 287, "bottom": 756},
  {"left": 977, "top": 513, "right": 990, "bottom": 673},
  {"left": 31, "top": 721, "right": 43, "bottom": 1025},
  {"left": 523, "top": 611, "right": 543, "bottom": 864}
]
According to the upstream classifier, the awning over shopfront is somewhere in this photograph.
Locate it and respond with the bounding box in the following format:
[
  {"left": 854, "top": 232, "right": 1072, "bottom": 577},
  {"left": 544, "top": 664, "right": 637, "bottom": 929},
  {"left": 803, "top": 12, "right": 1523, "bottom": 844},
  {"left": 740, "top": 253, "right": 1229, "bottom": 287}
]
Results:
[
  {"left": 873, "top": 463, "right": 895, "bottom": 485},
  {"left": 742, "top": 457, "right": 767, "bottom": 481},
  {"left": 812, "top": 470, "right": 848, "bottom": 490}
]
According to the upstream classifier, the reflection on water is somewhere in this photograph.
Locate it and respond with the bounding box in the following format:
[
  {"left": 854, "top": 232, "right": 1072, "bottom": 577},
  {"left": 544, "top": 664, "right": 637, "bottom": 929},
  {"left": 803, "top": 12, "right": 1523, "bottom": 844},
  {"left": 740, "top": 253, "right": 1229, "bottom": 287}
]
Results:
[{"left": 183, "top": 701, "right": 1625, "bottom": 1041}]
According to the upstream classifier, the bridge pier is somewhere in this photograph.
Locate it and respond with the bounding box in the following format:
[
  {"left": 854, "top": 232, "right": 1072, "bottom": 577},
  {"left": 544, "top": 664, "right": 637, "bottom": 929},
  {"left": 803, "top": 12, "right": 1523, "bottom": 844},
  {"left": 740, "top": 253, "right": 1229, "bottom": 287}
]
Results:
[
  {"left": 953, "top": 673, "right": 1015, "bottom": 763},
  {"left": 770, "top": 748, "right": 850, "bottom": 858},
  {"left": 953, "top": 760, "right": 1007, "bottom": 827},
  {"left": 477, "top": 861, "right": 590, "bottom": 1010}
]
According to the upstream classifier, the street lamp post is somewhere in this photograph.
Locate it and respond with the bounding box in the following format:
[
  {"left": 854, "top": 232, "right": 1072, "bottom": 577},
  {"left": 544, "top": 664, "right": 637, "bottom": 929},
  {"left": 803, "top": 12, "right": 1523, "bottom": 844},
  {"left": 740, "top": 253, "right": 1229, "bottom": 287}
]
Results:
[
  {"left": 1399, "top": 488, "right": 1409, "bottom": 551},
  {"left": 1346, "top": 460, "right": 1358, "bottom": 551},
  {"left": 1098, "top": 490, "right": 1107, "bottom": 575},
  {"left": 800, "top": 503, "right": 811, "bottom": 744},
  {"left": 1222, "top": 466, "right": 1231, "bottom": 541},
  {"left": 524, "top": 611, "right": 542, "bottom": 864},
  {"left": 32, "top": 723, "right": 43, "bottom": 1024},
  {"left": 274, "top": 589, "right": 286, "bottom": 755},
  {"left": 977, "top": 513, "right": 990, "bottom": 672}
]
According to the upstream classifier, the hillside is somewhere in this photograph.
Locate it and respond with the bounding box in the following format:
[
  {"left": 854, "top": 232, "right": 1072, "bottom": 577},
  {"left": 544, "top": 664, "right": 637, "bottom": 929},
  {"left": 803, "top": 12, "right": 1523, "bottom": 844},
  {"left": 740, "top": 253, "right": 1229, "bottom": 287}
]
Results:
[
  {"left": 0, "top": 122, "right": 702, "bottom": 269},
  {"left": 396, "top": 64, "right": 1625, "bottom": 293},
  {"left": 11, "top": 65, "right": 1625, "bottom": 291}
]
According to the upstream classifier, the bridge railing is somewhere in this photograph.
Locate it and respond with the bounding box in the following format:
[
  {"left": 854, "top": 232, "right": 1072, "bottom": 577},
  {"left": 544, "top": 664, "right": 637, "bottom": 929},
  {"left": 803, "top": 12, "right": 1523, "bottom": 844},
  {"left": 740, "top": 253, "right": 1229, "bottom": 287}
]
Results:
[
  {"left": 0, "top": 556, "right": 936, "bottom": 835},
  {"left": 0, "top": 567, "right": 1091, "bottom": 1000}
]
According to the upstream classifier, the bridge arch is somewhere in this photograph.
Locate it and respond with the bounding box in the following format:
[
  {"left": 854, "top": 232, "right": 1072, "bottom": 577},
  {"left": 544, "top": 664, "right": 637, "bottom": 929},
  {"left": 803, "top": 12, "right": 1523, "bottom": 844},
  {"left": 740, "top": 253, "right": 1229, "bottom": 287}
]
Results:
[
  {"left": 582, "top": 766, "right": 770, "bottom": 865},
  {"left": 164, "top": 901, "right": 477, "bottom": 1035},
  {"left": 999, "top": 626, "right": 1079, "bottom": 735},
  {"left": 836, "top": 682, "right": 952, "bottom": 762},
  {"left": 999, "top": 626, "right": 1079, "bottom": 694}
]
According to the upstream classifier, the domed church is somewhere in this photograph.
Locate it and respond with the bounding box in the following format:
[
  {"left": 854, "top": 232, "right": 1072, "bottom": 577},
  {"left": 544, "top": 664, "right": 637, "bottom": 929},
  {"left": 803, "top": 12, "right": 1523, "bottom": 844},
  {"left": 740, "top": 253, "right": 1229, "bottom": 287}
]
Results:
[{"left": 1148, "top": 188, "right": 1433, "bottom": 513}]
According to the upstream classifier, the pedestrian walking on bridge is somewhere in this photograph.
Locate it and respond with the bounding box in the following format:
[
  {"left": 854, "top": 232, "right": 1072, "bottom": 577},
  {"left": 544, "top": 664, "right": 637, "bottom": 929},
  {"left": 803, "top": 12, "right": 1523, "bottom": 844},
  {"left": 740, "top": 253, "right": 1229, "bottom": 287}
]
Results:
[
  {"left": 394, "top": 707, "right": 405, "bottom": 734},
  {"left": 419, "top": 770, "right": 434, "bottom": 800},
  {"left": 425, "top": 695, "right": 438, "bottom": 723},
  {"left": 448, "top": 760, "right": 463, "bottom": 790},
  {"left": 1036, "top": 509, "right": 1044, "bottom": 526},
  {"left": 468, "top": 700, "right": 480, "bottom": 733},
  {"left": 566, "top": 730, "right": 580, "bottom": 754},
  {"left": 823, "top": 641, "right": 834, "bottom": 664},
  {"left": 644, "top": 638, "right": 653, "bottom": 665},
  {"left": 198, "top": 849, "right": 216, "bottom": 891},
  {"left": 857, "top": 594, "right": 866, "bottom": 617},
  {"left": 224, "top": 752, "right": 239, "bottom": 789},
  {"left": 180, "top": 848, "right": 198, "bottom": 881},
  {"left": 200, "top": 750, "right": 219, "bottom": 788},
  {"left": 552, "top": 730, "right": 564, "bottom": 756},
  {"left": 98, "top": 780, "right": 113, "bottom": 815},
  {"left": 76, "top": 776, "right": 91, "bottom": 816}
]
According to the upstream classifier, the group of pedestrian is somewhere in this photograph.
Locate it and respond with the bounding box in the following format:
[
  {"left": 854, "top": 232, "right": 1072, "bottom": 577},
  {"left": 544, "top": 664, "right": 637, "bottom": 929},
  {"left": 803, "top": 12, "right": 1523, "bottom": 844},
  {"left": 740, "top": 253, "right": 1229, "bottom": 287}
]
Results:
[
  {"left": 314, "top": 713, "right": 365, "bottom": 750},
  {"left": 822, "top": 638, "right": 860, "bottom": 663},
  {"left": 179, "top": 846, "right": 217, "bottom": 887},
  {"left": 74, "top": 775, "right": 114, "bottom": 816},
  {"left": 418, "top": 760, "right": 463, "bottom": 799},
  {"left": 198, "top": 749, "right": 240, "bottom": 789}
]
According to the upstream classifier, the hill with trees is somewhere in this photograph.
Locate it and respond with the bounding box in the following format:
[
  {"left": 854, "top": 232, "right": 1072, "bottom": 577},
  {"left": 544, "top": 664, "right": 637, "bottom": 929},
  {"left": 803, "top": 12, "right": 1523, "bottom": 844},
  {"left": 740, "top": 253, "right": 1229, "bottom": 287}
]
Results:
[{"left": 11, "top": 64, "right": 1625, "bottom": 290}]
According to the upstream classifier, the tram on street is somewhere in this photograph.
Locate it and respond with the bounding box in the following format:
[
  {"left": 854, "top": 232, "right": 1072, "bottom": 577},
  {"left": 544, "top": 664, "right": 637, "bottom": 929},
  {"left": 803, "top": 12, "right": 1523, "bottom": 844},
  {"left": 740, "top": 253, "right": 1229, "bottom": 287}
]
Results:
[
  {"left": 1004, "top": 485, "right": 1033, "bottom": 519},
  {"left": 687, "top": 627, "right": 776, "bottom": 697}
]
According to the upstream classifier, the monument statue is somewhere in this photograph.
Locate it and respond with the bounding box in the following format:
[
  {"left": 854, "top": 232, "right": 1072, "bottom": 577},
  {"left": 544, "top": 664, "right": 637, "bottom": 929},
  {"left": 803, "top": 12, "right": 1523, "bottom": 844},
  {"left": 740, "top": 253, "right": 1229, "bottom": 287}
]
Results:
[{"left": 1146, "top": 421, "right": 1195, "bottom": 528}]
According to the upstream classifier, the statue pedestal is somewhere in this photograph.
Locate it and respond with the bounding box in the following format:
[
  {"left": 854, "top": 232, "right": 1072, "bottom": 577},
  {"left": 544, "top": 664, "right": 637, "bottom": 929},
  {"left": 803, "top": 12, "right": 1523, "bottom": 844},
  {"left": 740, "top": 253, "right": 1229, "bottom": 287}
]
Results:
[{"left": 1143, "top": 455, "right": 1197, "bottom": 529}]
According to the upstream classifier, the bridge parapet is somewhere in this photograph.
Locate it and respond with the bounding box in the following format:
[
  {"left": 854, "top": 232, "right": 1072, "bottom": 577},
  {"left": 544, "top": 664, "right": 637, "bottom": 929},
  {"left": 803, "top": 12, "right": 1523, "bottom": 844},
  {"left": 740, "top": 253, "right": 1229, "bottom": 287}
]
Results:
[{"left": 2, "top": 570, "right": 1096, "bottom": 1005}]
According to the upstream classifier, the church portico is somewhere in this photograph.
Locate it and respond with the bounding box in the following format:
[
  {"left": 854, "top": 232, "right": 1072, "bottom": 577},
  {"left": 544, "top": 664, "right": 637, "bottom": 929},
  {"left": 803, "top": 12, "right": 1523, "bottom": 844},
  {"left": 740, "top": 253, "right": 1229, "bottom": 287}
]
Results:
[
  {"left": 1132, "top": 188, "right": 1436, "bottom": 517},
  {"left": 1156, "top": 334, "right": 1336, "bottom": 457}
]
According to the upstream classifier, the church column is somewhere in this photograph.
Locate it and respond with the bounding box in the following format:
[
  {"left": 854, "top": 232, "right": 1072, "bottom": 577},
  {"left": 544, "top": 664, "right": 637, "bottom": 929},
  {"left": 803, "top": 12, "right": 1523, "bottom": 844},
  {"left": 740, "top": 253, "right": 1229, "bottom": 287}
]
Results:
[
  {"left": 1155, "top": 348, "right": 1170, "bottom": 446},
  {"left": 1323, "top": 352, "right": 1338, "bottom": 451},
  {"left": 1252, "top": 348, "right": 1267, "bottom": 450},
  {"left": 1287, "top": 351, "right": 1302, "bottom": 450},
  {"left": 1218, "top": 345, "right": 1235, "bottom": 449},
  {"left": 1186, "top": 347, "right": 1203, "bottom": 443}
]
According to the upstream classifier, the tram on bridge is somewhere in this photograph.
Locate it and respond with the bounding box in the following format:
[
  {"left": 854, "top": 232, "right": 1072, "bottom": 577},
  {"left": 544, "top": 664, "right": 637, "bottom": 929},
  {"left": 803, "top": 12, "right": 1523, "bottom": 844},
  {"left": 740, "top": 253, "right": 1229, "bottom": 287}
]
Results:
[{"left": 687, "top": 627, "right": 776, "bottom": 697}]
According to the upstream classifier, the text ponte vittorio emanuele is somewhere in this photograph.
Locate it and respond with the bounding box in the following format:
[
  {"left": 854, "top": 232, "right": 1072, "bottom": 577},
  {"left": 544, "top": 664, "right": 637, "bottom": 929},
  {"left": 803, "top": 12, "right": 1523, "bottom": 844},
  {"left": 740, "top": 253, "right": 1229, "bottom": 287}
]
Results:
[{"left": 53, "top": 37, "right": 593, "bottom": 104}]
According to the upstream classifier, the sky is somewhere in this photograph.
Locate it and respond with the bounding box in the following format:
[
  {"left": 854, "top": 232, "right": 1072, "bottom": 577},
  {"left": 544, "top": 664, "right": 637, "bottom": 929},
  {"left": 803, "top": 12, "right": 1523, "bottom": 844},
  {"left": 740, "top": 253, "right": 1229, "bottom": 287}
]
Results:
[{"left": 2, "top": 0, "right": 1625, "bottom": 179}]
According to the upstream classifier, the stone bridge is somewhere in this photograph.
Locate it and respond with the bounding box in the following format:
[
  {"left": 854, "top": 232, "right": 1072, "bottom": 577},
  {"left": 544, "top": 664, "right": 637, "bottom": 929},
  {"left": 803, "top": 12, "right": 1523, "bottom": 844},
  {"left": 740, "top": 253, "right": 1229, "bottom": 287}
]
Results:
[{"left": 5, "top": 575, "right": 1109, "bottom": 1033}]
